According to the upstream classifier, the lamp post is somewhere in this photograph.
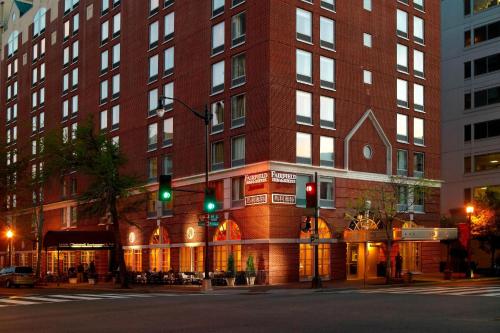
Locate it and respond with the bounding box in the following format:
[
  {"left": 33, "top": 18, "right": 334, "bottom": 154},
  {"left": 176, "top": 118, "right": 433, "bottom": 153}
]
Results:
[
  {"left": 6, "top": 229, "right": 13, "bottom": 266},
  {"left": 465, "top": 204, "right": 474, "bottom": 278},
  {"left": 157, "top": 96, "right": 212, "bottom": 291}
]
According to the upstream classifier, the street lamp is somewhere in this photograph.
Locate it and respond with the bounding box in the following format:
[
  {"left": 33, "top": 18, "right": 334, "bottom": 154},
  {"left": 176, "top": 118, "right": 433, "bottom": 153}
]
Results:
[
  {"left": 465, "top": 204, "right": 474, "bottom": 278},
  {"left": 6, "top": 229, "right": 13, "bottom": 266},
  {"left": 157, "top": 96, "right": 213, "bottom": 291}
]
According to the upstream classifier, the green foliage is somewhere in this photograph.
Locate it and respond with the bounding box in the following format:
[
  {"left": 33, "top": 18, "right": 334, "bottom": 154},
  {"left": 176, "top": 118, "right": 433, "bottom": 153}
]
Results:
[
  {"left": 246, "top": 255, "right": 256, "bottom": 277},
  {"left": 226, "top": 253, "right": 235, "bottom": 278}
]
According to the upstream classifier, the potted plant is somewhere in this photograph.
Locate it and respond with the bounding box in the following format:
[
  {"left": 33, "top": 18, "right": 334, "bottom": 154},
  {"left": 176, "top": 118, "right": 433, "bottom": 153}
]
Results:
[
  {"left": 225, "top": 253, "right": 236, "bottom": 287},
  {"left": 68, "top": 267, "right": 78, "bottom": 284},
  {"left": 246, "top": 255, "right": 256, "bottom": 285}
]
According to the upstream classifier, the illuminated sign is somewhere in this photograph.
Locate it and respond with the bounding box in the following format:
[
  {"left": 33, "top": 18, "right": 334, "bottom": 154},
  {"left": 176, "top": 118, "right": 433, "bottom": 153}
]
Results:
[
  {"left": 245, "top": 172, "right": 268, "bottom": 185},
  {"left": 245, "top": 194, "right": 268, "bottom": 206},
  {"left": 271, "top": 171, "right": 296, "bottom": 184},
  {"left": 57, "top": 242, "right": 115, "bottom": 249},
  {"left": 272, "top": 193, "right": 296, "bottom": 205}
]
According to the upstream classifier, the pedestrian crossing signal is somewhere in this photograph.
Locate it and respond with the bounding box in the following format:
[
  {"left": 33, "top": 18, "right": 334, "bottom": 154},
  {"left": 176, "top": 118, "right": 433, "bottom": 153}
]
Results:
[{"left": 159, "top": 175, "right": 172, "bottom": 202}]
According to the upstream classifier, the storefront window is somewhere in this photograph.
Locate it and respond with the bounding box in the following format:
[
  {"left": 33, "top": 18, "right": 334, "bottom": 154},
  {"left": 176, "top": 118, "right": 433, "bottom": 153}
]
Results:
[
  {"left": 299, "top": 219, "right": 331, "bottom": 279},
  {"left": 213, "top": 221, "right": 242, "bottom": 272},
  {"left": 149, "top": 226, "right": 170, "bottom": 272}
]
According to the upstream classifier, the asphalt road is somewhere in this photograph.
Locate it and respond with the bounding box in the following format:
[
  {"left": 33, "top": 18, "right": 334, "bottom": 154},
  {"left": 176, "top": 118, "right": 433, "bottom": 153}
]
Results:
[{"left": 0, "top": 286, "right": 499, "bottom": 333}]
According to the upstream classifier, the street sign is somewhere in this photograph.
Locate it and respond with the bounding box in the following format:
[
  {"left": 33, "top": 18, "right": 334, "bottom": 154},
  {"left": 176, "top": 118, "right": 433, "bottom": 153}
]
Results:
[
  {"left": 209, "top": 221, "right": 219, "bottom": 227},
  {"left": 209, "top": 214, "right": 219, "bottom": 222},
  {"left": 198, "top": 221, "right": 206, "bottom": 227}
]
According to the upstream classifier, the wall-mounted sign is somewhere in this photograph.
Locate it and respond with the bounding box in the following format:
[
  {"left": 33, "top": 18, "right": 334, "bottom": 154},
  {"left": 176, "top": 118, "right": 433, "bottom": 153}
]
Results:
[
  {"left": 272, "top": 193, "right": 296, "bottom": 205},
  {"left": 128, "top": 232, "right": 136, "bottom": 244},
  {"left": 186, "top": 227, "right": 195, "bottom": 240},
  {"left": 271, "top": 171, "right": 296, "bottom": 184},
  {"left": 245, "top": 194, "right": 268, "bottom": 206},
  {"left": 245, "top": 172, "right": 269, "bottom": 185}
]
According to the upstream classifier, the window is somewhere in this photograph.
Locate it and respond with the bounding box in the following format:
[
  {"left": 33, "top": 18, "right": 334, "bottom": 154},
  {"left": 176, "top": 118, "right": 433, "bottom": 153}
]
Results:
[
  {"left": 148, "top": 123, "right": 158, "bottom": 150},
  {"left": 73, "top": 13, "right": 80, "bottom": 34},
  {"left": 149, "top": 89, "right": 159, "bottom": 116},
  {"left": 232, "top": 0, "right": 245, "bottom": 7},
  {"left": 112, "top": 43, "right": 120, "bottom": 68},
  {"left": 72, "top": 68, "right": 78, "bottom": 89},
  {"left": 212, "top": 22, "right": 225, "bottom": 55},
  {"left": 474, "top": 86, "right": 500, "bottom": 108},
  {"left": 150, "top": 0, "right": 159, "bottom": 14},
  {"left": 231, "top": 94, "right": 246, "bottom": 128},
  {"left": 296, "top": 90, "right": 312, "bottom": 124},
  {"left": 211, "top": 101, "right": 224, "bottom": 133},
  {"left": 211, "top": 61, "right": 225, "bottom": 94},
  {"left": 319, "top": 177, "right": 334, "bottom": 208},
  {"left": 163, "top": 118, "right": 173, "bottom": 146},
  {"left": 320, "top": 17, "right": 335, "bottom": 50},
  {"left": 296, "top": 132, "right": 312, "bottom": 164},
  {"left": 296, "top": 174, "right": 312, "bottom": 207},
  {"left": 363, "top": 33, "right": 372, "bottom": 47},
  {"left": 231, "top": 177, "right": 244, "bottom": 208},
  {"left": 414, "top": 152, "right": 424, "bottom": 177},
  {"left": 71, "top": 123, "right": 78, "bottom": 140},
  {"left": 72, "top": 40, "right": 79, "bottom": 61},
  {"left": 33, "top": 8, "right": 47, "bottom": 36},
  {"left": 414, "top": 0, "right": 424, "bottom": 11},
  {"left": 63, "top": 100, "right": 69, "bottom": 119},
  {"left": 71, "top": 95, "right": 78, "bottom": 115},
  {"left": 112, "top": 74, "right": 120, "bottom": 98},
  {"left": 321, "top": 0, "right": 335, "bottom": 11},
  {"left": 414, "top": 117, "right": 424, "bottom": 145},
  {"left": 164, "top": 82, "right": 174, "bottom": 110},
  {"left": 64, "top": 20, "right": 70, "bottom": 40},
  {"left": 414, "top": 84, "right": 424, "bottom": 111},
  {"left": 101, "top": 50, "right": 109, "bottom": 73},
  {"left": 231, "top": 136, "right": 245, "bottom": 167},
  {"left": 397, "top": 10, "right": 408, "bottom": 38},
  {"left": 112, "top": 13, "right": 121, "bottom": 37},
  {"left": 414, "top": 50, "right": 424, "bottom": 78},
  {"left": 397, "top": 114, "right": 408, "bottom": 142},
  {"left": 296, "top": 9, "right": 312, "bottom": 43},
  {"left": 397, "top": 150, "right": 408, "bottom": 176},
  {"left": 101, "top": 20, "right": 109, "bottom": 44},
  {"left": 100, "top": 110, "right": 108, "bottom": 130},
  {"left": 112, "top": 105, "right": 120, "bottom": 129},
  {"left": 474, "top": 118, "right": 500, "bottom": 140},
  {"left": 363, "top": 0, "right": 372, "bottom": 11},
  {"left": 212, "top": 0, "right": 224, "bottom": 17},
  {"left": 32, "top": 91, "right": 38, "bottom": 109},
  {"left": 148, "top": 157, "right": 158, "bottom": 182},
  {"left": 32, "top": 68, "right": 38, "bottom": 85},
  {"left": 320, "top": 136, "right": 334, "bottom": 167},
  {"left": 320, "top": 56, "right": 335, "bottom": 89},
  {"left": 7, "top": 31, "right": 19, "bottom": 57},
  {"left": 164, "top": 12, "right": 174, "bottom": 40},
  {"left": 231, "top": 54, "right": 246, "bottom": 87},
  {"left": 473, "top": 53, "right": 500, "bottom": 77},
  {"left": 473, "top": 0, "right": 500, "bottom": 14},
  {"left": 149, "top": 55, "right": 159, "bottom": 81},
  {"left": 149, "top": 21, "right": 159, "bottom": 48},
  {"left": 465, "top": 124, "right": 472, "bottom": 142},
  {"left": 211, "top": 141, "right": 224, "bottom": 170},
  {"left": 363, "top": 70, "right": 372, "bottom": 84},
  {"left": 473, "top": 152, "right": 500, "bottom": 172},
  {"left": 102, "top": 0, "right": 110, "bottom": 14},
  {"left": 296, "top": 49, "right": 312, "bottom": 83},
  {"left": 413, "top": 16, "right": 424, "bottom": 44},
  {"left": 397, "top": 186, "right": 408, "bottom": 212},
  {"left": 232, "top": 12, "right": 246, "bottom": 46},
  {"left": 465, "top": 92, "right": 471, "bottom": 109},
  {"left": 63, "top": 74, "right": 69, "bottom": 93},
  {"left": 397, "top": 44, "right": 408, "bottom": 72},
  {"left": 32, "top": 116, "right": 38, "bottom": 133},
  {"left": 397, "top": 79, "right": 408, "bottom": 107},
  {"left": 100, "top": 80, "right": 108, "bottom": 103},
  {"left": 319, "top": 96, "right": 335, "bottom": 129},
  {"left": 163, "top": 155, "right": 172, "bottom": 175}
]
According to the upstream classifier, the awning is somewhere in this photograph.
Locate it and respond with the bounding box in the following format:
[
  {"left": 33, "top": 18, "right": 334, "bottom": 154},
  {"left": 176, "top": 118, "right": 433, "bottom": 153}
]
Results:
[
  {"left": 344, "top": 228, "right": 458, "bottom": 243},
  {"left": 43, "top": 231, "right": 115, "bottom": 250}
]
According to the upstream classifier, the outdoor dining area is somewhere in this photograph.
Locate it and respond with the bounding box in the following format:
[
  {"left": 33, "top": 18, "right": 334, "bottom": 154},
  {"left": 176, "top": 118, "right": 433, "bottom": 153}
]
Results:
[{"left": 129, "top": 270, "right": 251, "bottom": 286}]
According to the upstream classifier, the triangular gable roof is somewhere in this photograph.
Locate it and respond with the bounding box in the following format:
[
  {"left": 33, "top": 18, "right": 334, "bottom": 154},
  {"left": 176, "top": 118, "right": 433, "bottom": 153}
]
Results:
[
  {"left": 344, "top": 109, "right": 392, "bottom": 175},
  {"left": 14, "top": 0, "right": 32, "bottom": 16}
]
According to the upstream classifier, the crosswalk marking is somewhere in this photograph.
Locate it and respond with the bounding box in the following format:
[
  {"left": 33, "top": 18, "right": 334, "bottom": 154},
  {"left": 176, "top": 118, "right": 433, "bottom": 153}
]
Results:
[
  {"left": 0, "top": 299, "right": 39, "bottom": 305},
  {"left": 11, "top": 296, "right": 70, "bottom": 303},
  {"left": 336, "top": 285, "right": 500, "bottom": 298},
  {"left": 46, "top": 294, "right": 106, "bottom": 300},
  {"left": 76, "top": 294, "right": 129, "bottom": 299}
]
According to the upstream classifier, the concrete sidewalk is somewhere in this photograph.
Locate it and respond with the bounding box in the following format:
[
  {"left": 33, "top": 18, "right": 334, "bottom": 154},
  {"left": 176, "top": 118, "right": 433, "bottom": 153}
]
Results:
[{"left": 35, "top": 273, "right": 500, "bottom": 294}]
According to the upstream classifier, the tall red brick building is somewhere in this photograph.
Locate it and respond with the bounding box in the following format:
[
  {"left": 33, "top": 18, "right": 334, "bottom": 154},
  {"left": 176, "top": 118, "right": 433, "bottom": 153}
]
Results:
[{"left": 0, "top": 0, "right": 448, "bottom": 284}]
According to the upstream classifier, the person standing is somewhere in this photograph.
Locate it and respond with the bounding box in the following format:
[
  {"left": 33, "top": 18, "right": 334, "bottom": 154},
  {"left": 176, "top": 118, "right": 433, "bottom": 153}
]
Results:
[{"left": 395, "top": 252, "right": 403, "bottom": 278}]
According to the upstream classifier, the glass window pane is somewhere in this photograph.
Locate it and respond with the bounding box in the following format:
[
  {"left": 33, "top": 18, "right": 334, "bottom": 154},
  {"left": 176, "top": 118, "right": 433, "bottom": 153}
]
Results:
[
  {"left": 296, "top": 90, "right": 312, "bottom": 124},
  {"left": 296, "top": 132, "right": 312, "bottom": 164}
]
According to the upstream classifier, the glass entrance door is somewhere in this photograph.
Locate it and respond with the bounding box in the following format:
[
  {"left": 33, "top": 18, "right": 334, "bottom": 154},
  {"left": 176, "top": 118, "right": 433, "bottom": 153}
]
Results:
[{"left": 347, "top": 244, "right": 359, "bottom": 278}]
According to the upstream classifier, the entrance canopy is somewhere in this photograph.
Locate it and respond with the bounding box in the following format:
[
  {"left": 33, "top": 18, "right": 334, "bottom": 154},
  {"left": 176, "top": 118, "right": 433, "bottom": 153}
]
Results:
[
  {"left": 44, "top": 231, "right": 115, "bottom": 250},
  {"left": 344, "top": 228, "right": 457, "bottom": 243}
]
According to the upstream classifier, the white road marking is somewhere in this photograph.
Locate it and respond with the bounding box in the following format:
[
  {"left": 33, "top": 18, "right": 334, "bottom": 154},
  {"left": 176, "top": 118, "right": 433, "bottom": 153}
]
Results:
[
  {"left": 11, "top": 296, "right": 70, "bottom": 303},
  {"left": 0, "top": 299, "right": 39, "bottom": 305},
  {"left": 45, "top": 294, "right": 106, "bottom": 300}
]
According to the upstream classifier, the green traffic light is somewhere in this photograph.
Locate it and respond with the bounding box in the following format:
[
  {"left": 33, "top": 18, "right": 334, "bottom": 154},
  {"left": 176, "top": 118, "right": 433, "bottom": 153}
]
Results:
[
  {"left": 162, "top": 191, "right": 171, "bottom": 200},
  {"left": 206, "top": 202, "right": 216, "bottom": 211}
]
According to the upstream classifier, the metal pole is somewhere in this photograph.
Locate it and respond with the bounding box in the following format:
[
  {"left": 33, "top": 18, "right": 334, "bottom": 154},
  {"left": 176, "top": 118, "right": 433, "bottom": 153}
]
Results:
[
  {"left": 312, "top": 172, "right": 322, "bottom": 288},
  {"left": 467, "top": 213, "right": 472, "bottom": 278},
  {"left": 8, "top": 238, "right": 12, "bottom": 266},
  {"left": 203, "top": 105, "right": 212, "bottom": 291}
]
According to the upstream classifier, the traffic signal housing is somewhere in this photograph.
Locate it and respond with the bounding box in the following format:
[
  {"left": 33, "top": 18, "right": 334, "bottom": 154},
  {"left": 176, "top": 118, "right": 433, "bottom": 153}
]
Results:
[
  {"left": 204, "top": 187, "right": 217, "bottom": 213},
  {"left": 305, "top": 182, "right": 317, "bottom": 208},
  {"left": 159, "top": 175, "right": 172, "bottom": 202}
]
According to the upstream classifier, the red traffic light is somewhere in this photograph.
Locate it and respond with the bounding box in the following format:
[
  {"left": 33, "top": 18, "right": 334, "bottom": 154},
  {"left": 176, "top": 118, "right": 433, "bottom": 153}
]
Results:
[{"left": 306, "top": 182, "right": 317, "bottom": 208}]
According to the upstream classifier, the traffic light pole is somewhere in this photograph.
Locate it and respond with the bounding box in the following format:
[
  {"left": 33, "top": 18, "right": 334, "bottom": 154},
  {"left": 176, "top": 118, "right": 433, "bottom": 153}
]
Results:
[
  {"left": 312, "top": 172, "right": 322, "bottom": 289},
  {"left": 202, "top": 105, "right": 212, "bottom": 291}
]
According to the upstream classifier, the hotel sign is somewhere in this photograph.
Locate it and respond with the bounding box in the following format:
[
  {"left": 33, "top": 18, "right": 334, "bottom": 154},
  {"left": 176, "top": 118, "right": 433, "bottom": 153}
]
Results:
[
  {"left": 245, "top": 172, "right": 268, "bottom": 185},
  {"left": 245, "top": 194, "right": 268, "bottom": 206},
  {"left": 272, "top": 193, "right": 296, "bottom": 205},
  {"left": 271, "top": 171, "right": 296, "bottom": 184}
]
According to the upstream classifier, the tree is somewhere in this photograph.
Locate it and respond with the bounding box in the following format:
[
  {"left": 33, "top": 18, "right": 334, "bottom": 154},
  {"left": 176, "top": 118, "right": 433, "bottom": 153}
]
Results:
[
  {"left": 55, "top": 118, "right": 143, "bottom": 288},
  {"left": 471, "top": 189, "right": 500, "bottom": 273},
  {"left": 345, "top": 177, "right": 431, "bottom": 284}
]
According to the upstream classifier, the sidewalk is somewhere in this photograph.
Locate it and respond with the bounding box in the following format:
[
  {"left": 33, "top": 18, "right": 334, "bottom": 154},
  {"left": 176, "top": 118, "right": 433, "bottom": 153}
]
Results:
[{"left": 36, "top": 273, "right": 500, "bottom": 294}]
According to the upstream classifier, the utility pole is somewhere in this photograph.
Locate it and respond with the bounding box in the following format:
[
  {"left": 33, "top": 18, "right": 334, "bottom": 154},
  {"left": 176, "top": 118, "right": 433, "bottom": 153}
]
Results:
[{"left": 312, "top": 172, "right": 322, "bottom": 289}]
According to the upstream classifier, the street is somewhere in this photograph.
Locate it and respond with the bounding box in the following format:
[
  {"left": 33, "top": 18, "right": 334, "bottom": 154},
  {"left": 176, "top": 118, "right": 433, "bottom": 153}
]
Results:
[{"left": 0, "top": 283, "right": 499, "bottom": 333}]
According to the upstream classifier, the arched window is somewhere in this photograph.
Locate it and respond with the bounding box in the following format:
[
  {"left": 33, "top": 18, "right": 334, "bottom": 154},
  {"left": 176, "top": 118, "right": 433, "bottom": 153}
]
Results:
[
  {"left": 7, "top": 31, "right": 20, "bottom": 57},
  {"left": 299, "top": 218, "right": 331, "bottom": 280},
  {"left": 149, "top": 226, "right": 170, "bottom": 272},
  {"left": 33, "top": 8, "right": 47, "bottom": 37},
  {"left": 213, "top": 221, "right": 242, "bottom": 272}
]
